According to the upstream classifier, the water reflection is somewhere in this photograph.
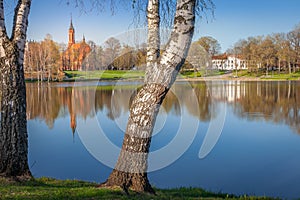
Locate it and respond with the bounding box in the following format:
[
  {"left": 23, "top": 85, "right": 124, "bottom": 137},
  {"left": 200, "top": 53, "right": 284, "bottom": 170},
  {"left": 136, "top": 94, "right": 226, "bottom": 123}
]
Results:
[
  {"left": 206, "top": 81, "right": 300, "bottom": 134},
  {"left": 25, "top": 81, "right": 214, "bottom": 135},
  {"left": 23, "top": 81, "right": 300, "bottom": 199},
  {"left": 26, "top": 81, "right": 300, "bottom": 135}
]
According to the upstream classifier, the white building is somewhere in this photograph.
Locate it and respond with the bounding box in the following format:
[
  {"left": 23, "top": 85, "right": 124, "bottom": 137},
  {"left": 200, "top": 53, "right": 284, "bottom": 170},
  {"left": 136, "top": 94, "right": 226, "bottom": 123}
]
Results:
[{"left": 212, "top": 54, "right": 247, "bottom": 70}]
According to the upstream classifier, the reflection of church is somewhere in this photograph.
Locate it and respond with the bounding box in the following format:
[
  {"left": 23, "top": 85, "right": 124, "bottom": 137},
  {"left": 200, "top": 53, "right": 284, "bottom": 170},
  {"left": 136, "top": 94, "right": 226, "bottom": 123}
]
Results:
[{"left": 61, "top": 19, "right": 91, "bottom": 71}]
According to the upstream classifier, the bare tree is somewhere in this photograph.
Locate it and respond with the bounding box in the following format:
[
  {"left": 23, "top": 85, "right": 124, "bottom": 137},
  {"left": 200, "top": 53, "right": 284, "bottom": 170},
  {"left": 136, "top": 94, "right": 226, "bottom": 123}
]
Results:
[
  {"left": 0, "top": 0, "right": 32, "bottom": 179},
  {"left": 103, "top": 37, "right": 121, "bottom": 69},
  {"left": 288, "top": 24, "right": 300, "bottom": 73},
  {"left": 113, "top": 45, "right": 136, "bottom": 70},
  {"left": 272, "top": 33, "right": 291, "bottom": 74},
  {"left": 186, "top": 42, "right": 210, "bottom": 72},
  {"left": 196, "top": 36, "right": 221, "bottom": 57},
  {"left": 24, "top": 35, "right": 60, "bottom": 82},
  {"left": 258, "top": 36, "right": 277, "bottom": 76}
]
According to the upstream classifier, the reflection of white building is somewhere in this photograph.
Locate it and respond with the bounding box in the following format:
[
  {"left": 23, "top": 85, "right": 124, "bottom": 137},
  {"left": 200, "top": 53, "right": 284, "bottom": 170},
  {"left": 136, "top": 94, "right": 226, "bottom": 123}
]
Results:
[
  {"left": 212, "top": 54, "right": 247, "bottom": 70},
  {"left": 209, "top": 81, "right": 246, "bottom": 102}
]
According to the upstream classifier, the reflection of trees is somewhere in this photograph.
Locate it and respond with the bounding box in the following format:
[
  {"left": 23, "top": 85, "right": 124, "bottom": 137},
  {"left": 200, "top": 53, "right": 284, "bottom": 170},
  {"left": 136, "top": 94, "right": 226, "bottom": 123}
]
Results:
[
  {"left": 26, "top": 84, "right": 61, "bottom": 128},
  {"left": 189, "top": 83, "right": 213, "bottom": 121},
  {"left": 25, "top": 82, "right": 213, "bottom": 133},
  {"left": 230, "top": 81, "right": 300, "bottom": 134},
  {"left": 25, "top": 81, "right": 300, "bottom": 134},
  {"left": 169, "top": 82, "right": 213, "bottom": 121}
]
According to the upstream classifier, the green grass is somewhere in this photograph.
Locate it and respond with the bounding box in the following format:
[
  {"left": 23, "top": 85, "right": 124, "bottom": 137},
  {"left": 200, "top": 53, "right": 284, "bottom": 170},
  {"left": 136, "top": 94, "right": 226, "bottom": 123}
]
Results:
[
  {"left": 0, "top": 177, "right": 279, "bottom": 200},
  {"left": 228, "top": 70, "right": 300, "bottom": 80},
  {"left": 70, "top": 84, "right": 143, "bottom": 92},
  {"left": 180, "top": 70, "right": 203, "bottom": 78},
  {"left": 261, "top": 71, "right": 300, "bottom": 80},
  {"left": 179, "top": 70, "right": 225, "bottom": 78},
  {"left": 236, "top": 70, "right": 249, "bottom": 77},
  {"left": 64, "top": 70, "right": 145, "bottom": 81},
  {"left": 34, "top": 70, "right": 300, "bottom": 82}
]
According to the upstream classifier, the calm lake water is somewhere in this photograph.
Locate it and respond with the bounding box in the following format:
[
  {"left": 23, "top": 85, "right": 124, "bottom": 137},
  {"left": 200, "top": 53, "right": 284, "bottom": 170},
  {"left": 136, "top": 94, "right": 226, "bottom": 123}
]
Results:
[{"left": 26, "top": 80, "right": 300, "bottom": 199}]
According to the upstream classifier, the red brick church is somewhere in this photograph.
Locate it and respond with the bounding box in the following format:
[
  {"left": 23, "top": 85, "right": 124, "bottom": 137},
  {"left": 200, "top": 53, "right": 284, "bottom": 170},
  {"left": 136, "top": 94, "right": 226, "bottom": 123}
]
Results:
[{"left": 61, "top": 19, "right": 91, "bottom": 71}]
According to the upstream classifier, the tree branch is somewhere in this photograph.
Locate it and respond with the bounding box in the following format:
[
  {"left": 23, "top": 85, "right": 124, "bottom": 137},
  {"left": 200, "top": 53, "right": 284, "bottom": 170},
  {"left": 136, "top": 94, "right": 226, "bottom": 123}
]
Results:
[
  {"left": 11, "top": 0, "right": 31, "bottom": 66},
  {"left": 146, "top": 0, "right": 196, "bottom": 88},
  {"left": 145, "top": 0, "right": 160, "bottom": 80},
  {"left": 12, "top": 0, "right": 31, "bottom": 45}
]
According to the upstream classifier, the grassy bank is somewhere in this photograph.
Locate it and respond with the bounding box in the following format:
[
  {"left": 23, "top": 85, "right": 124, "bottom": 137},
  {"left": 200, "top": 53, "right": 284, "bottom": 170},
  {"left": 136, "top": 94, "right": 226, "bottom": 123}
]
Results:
[
  {"left": 64, "top": 70, "right": 226, "bottom": 81},
  {"left": 261, "top": 71, "right": 300, "bottom": 80},
  {"left": 232, "top": 70, "right": 300, "bottom": 81},
  {"left": 0, "top": 177, "right": 278, "bottom": 200},
  {"left": 179, "top": 70, "right": 225, "bottom": 78},
  {"left": 64, "top": 70, "right": 144, "bottom": 81},
  {"left": 28, "top": 70, "right": 300, "bottom": 82}
]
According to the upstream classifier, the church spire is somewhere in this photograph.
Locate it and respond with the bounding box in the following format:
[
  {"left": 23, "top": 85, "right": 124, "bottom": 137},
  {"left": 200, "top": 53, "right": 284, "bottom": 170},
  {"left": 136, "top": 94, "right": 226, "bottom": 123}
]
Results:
[
  {"left": 68, "top": 16, "right": 75, "bottom": 46},
  {"left": 69, "top": 13, "right": 74, "bottom": 30},
  {"left": 69, "top": 14, "right": 74, "bottom": 30},
  {"left": 69, "top": 20, "right": 74, "bottom": 30},
  {"left": 82, "top": 34, "right": 86, "bottom": 43}
]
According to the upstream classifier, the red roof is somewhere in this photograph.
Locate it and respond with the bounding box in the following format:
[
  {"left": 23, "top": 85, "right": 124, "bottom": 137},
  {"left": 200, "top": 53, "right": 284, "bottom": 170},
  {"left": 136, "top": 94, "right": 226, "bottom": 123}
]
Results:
[{"left": 212, "top": 53, "right": 228, "bottom": 60}]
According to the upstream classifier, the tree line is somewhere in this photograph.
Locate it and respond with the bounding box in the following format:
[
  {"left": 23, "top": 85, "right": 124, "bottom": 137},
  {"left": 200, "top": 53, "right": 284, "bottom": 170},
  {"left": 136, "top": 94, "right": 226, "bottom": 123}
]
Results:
[
  {"left": 24, "top": 34, "right": 223, "bottom": 82},
  {"left": 228, "top": 23, "right": 300, "bottom": 75},
  {"left": 24, "top": 36, "right": 148, "bottom": 81},
  {"left": 24, "top": 34, "right": 61, "bottom": 82},
  {"left": 25, "top": 23, "right": 300, "bottom": 79}
]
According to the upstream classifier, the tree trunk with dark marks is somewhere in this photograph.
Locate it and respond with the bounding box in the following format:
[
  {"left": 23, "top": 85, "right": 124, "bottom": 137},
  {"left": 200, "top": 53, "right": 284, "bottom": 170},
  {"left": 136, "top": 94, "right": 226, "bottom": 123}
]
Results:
[
  {"left": 101, "top": 83, "right": 168, "bottom": 193},
  {"left": 0, "top": 40, "right": 30, "bottom": 178},
  {"left": 102, "top": 0, "right": 196, "bottom": 193},
  {"left": 0, "top": 0, "right": 32, "bottom": 179}
]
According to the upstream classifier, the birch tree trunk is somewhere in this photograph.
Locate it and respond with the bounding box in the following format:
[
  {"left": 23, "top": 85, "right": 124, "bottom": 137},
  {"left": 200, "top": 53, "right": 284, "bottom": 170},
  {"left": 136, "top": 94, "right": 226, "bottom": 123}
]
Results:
[
  {"left": 102, "top": 0, "right": 196, "bottom": 193},
  {"left": 0, "top": 0, "right": 32, "bottom": 179}
]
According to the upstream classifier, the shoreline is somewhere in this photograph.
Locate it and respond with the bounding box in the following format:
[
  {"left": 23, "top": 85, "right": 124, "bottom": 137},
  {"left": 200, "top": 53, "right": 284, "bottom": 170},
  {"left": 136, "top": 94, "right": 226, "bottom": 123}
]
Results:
[
  {"left": 180, "top": 72, "right": 300, "bottom": 82},
  {"left": 25, "top": 71, "right": 300, "bottom": 83},
  {"left": 25, "top": 76, "right": 300, "bottom": 83}
]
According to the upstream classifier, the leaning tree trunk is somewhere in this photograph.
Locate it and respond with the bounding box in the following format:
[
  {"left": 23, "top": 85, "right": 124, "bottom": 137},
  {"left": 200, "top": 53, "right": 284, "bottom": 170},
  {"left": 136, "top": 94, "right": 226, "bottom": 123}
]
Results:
[
  {"left": 102, "top": 0, "right": 196, "bottom": 193},
  {"left": 102, "top": 83, "right": 168, "bottom": 194},
  {"left": 0, "top": 0, "right": 32, "bottom": 179}
]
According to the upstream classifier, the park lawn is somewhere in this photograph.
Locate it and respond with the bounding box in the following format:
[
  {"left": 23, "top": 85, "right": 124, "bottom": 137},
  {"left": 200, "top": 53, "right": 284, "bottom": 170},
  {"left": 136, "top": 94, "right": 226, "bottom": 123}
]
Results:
[
  {"left": 0, "top": 177, "right": 278, "bottom": 200},
  {"left": 64, "top": 70, "right": 145, "bottom": 80},
  {"left": 235, "top": 70, "right": 300, "bottom": 80},
  {"left": 261, "top": 71, "right": 300, "bottom": 80},
  {"left": 179, "top": 70, "right": 225, "bottom": 78},
  {"left": 236, "top": 70, "right": 249, "bottom": 77},
  {"left": 180, "top": 70, "right": 203, "bottom": 78}
]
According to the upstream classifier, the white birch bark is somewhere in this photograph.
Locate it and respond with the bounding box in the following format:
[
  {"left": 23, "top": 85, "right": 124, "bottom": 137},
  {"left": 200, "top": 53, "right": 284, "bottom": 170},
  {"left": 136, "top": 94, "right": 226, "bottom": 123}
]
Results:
[
  {"left": 145, "top": 0, "right": 195, "bottom": 88},
  {"left": 0, "top": 0, "right": 32, "bottom": 178},
  {"left": 145, "top": 0, "right": 160, "bottom": 79},
  {"left": 12, "top": 0, "right": 32, "bottom": 66},
  {"left": 104, "top": 0, "right": 196, "bottom": 193}
]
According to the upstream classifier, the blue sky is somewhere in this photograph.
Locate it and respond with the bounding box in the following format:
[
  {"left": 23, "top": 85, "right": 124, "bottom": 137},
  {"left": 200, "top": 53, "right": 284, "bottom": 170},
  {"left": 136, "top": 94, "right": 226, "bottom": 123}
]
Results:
[{"left": 5, "top": 0, "right": 300, "bottom": 52}]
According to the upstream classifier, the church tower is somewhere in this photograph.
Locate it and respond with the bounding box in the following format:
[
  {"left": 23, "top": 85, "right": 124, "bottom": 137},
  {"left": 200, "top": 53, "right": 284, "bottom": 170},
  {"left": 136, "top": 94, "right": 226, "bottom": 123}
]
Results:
[
  {"left": 68, "top": 18, "right": 75, "bottom": 47},
  {"left": 61, "top": 17, "right": 91, "bottom": 71}
]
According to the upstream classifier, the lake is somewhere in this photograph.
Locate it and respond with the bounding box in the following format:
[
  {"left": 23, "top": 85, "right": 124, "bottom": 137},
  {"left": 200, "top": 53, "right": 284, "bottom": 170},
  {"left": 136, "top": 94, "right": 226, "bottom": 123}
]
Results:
[{"left": 26, "top": 80, "right": 300, "bottom": 199}]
